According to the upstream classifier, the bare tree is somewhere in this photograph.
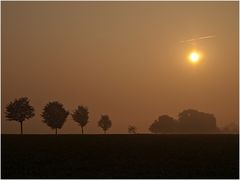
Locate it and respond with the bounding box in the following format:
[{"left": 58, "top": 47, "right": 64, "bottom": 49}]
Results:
[
  {"left": 98, "top": 115, "right": 112, "bottom": 134},
  {"left": 41, "top": 101, "right": 69, "bottom": 135},
  {"left": 5, "top": 97, "right": 35, "bottom": 134},
  {"left": 72, "top": 106, "right": 89, "bottom": 134},
  {"left": 128, "top": 125, "right": 137, "bottom": 134}
]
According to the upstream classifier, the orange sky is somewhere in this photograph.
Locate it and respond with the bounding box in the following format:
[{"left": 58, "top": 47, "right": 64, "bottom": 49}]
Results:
[{"left": 1, "top": 2, "right": 239, "bottom": 134}]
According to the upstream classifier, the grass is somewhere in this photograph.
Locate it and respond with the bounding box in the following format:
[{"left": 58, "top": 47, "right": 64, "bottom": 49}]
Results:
[{"left": 1, "top": 134, "right": 239, "bottom": 178}]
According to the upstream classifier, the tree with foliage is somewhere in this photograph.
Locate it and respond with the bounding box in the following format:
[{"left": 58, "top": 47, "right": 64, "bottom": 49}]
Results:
[
  {"left": 98, "top": 115, "right": 112, "bottom": 134},
  {"left": 5, "top": 97, "right": 35, "bottom": 134},
  {"left": 149, "top": 115, "right": 177, "bottom": 133},
  {"left": 41, "top": 101, "right": 69, "bottom": 135},
  {"left": 72, "top": 106, "right": 89, "bottom": 134},
  {"left": 178, "top": 109, "right": 218, "bottom": 133},
  {"left": 128, "top": 125, "right": 137, "bottom": 134}
]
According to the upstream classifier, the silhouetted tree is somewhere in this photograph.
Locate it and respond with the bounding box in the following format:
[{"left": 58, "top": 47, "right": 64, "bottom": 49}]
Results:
[
  {"left": 149, "top": 115, "right": 177, "bottom": 133},
  {"left": 128, "top": 125, "right": 137, "bottom": 134},
  {"left": 178, "top": 109, "right": 218, "bottom": 133},
  {"left": 72, "top": 106, "right": 89, "bottom": 134},
  {"left": 5, "top": 97, "right": 35, "bottom": 135},
  {"left": 98, "top": 115, "right": 112, "bottom": 134},
  {"left": 42, "top": 101, "right": 69, "bottom": 135}
]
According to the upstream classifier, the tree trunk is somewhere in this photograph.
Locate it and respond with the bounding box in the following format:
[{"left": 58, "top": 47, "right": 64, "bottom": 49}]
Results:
[
  {"left": 55, "top": 128, "right": 58, "bottom": 135},
  {"left": 20, "top": 121, "right": 23, "bottom": 135},
  {"left": 81, "top": 127, "right": 84, "bottom": 135}
]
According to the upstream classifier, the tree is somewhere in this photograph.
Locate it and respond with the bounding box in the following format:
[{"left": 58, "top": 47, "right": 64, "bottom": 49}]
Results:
[
  {"left": 5, "top": 97, "right": 35, "bottom": 135},
  {"left": 41, "top": 101, "right": 69, "bottom": 135},
  {"left": 72, "top": 106, "right": 89, "bottom": 134},
  {"left": 178, "top": 109, "right": 218, "bottom": 133},
  {"left": 98, "top": 115, "right": 112, "bottom": 134},
  {"left": 149, "top": 115, "right": 177, "bottom": 133},
  {"left": 128, "top": 125, "right": 137, "bottom": 134}
]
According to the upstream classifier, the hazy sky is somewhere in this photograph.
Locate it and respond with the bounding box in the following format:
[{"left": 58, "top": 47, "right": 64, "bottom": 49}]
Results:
[{"left": 2, "top": 2, "right": 238, "bottom": 134}]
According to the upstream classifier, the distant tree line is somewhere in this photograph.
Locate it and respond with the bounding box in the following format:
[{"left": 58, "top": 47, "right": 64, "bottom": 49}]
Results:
[
  {"left": 149, "top": 110, "right": 220, "bottom": 134},
  {"left": 5, "top": 97, "right": 237, "bottom": 135}
]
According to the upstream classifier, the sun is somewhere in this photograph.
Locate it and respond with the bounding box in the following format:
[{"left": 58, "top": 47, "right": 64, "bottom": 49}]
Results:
[{"left": 188, "top": 51, "right": 201, "bottom": 64}]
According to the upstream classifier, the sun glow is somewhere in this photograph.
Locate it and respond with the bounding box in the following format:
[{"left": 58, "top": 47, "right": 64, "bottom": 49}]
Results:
[{"left": 188, "top": 51, "right": 201, "bottom": 64}]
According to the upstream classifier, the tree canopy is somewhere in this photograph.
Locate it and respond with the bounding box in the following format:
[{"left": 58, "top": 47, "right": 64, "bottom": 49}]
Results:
[
  {"left": 149, "top": 115, "right": 177, "bottom": 133},
  {"left": 72, "top": 106, "right": 89, "bottom": 134},
  {"left": 98, "top": 115, "right": 112, "bottom": 134},
  {"left": 5, "top": 97, "right": 35, "bottom": 122},
  {"left": 5, "top": 97, "right": 35, "bottom": 134},
  {"left": 178, "top": 109, "right": 218, "bottom": 133},
  {"left": 42, "top": 101, "right": 69, "bottom": 134}
]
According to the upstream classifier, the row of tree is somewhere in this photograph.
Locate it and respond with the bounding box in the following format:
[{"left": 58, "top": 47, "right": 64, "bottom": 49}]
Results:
[
  {"left": 6, "top": 97, "right": 225, "bottom": 135},
  {"left": 5, "top": 97, "right": 112, "bottom": 135}
]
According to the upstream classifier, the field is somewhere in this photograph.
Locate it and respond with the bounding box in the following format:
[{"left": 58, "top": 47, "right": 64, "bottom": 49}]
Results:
[{"left": 1, "top": 134, "right": 239, "bottom": 178}]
